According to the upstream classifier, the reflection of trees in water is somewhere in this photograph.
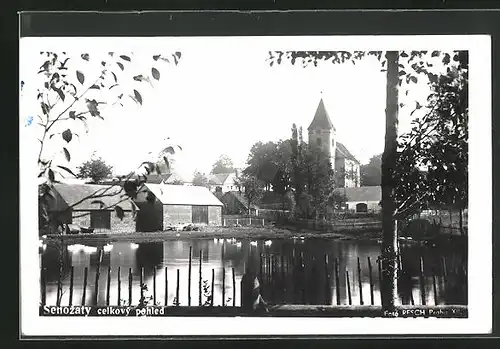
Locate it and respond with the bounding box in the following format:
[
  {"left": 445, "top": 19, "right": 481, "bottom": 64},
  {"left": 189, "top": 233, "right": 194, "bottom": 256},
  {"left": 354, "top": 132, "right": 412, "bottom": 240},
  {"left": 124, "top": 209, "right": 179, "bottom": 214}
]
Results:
[{"left": 135, "top": 243, "right": 163, "bottom": 277}]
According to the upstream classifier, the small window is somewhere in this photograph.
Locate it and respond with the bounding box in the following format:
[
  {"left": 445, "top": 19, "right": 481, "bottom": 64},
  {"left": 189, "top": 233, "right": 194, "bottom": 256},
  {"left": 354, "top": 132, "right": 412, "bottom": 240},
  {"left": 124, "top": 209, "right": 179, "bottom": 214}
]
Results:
[
  {"left": 90, "top": 211, "right": 111, "bottom": 229},
  {"left": 316, "top": 138, "right": 322, "bottom": 146}
]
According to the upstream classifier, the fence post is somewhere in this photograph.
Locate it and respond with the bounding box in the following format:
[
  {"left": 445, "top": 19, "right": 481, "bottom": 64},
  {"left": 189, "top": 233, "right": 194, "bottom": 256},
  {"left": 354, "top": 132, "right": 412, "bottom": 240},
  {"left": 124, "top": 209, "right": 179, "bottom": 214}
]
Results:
[
  {"left": 140, "top": 267, "right": 144, "bottom": 303},
  {"left": 82, "top": 267, "right": 88, "bottom": 306},
  {"left": 164, "top": 267, "right": 168, "bottom": 306},
  {"left": 117, "top": 266, "right": 121, "bottom": 306},
  {"left": 357, "top": 257, "right": 364, "bottom": 305},
  {"left": 188, "top": 246, "right": 192, "bottom": 306},
  {"left": 153, "top": 266, "right": 157, "bottom": 305},
  {"left": 69, "top": 266, "right": 74, "bottom": 306},
  {"left": 367, "top": 257, "right": 374, "bottom": 305},
  {"left": 324, "top": 254, "right": 331, "bottom": 305},
  {"left": 346, "top": 270, "right": 352, "bottom": 305},
  {"left": 249, "top": 217, "right": 252, "bottom": 225},
  {"left": 176, "top": 269, "right": 180, "bottom": 306},
  {"left": 94, "top": 249, "right": 103, "bottom": 306},
  {"left": 419, "top": 256, "right": 427, "bottom": 305},
  {"left": 335, "top": 258, "right": 341, "bottom": 305},
  {"left": 106, "top": 266, "right": 111, "bottom": 306},
  {"left": 199, "top": 250, "right": 203, "bottom": 306},
  {"left": 41, "top": 268, "right": 47, "bottom": 306},
  {"left": 128, "top": 268, "right": 132, "bottom": 306},
  {"left": 211, "top": 269, "right": 215, "bottom": 307},
  {"left": 232, "top": 267, "right": 236, "bottom": 307},
  {"left": 222, "top": 267, "right": 226, "bottom": 306}
]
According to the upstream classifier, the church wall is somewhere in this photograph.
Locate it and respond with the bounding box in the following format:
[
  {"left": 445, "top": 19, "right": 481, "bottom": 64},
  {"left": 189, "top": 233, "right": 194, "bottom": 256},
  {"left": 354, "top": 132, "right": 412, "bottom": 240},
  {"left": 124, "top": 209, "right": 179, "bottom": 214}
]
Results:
[{"left": 346, "top": 200, "right": 381, "bottom": 213}]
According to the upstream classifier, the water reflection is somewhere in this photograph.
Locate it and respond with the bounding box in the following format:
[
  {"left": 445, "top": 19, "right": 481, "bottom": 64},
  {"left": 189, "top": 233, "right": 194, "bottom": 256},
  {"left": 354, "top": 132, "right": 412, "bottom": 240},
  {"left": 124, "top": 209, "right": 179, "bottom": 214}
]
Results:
[{"left": 40, "top": 237, "right": 467, "bottom": 307}]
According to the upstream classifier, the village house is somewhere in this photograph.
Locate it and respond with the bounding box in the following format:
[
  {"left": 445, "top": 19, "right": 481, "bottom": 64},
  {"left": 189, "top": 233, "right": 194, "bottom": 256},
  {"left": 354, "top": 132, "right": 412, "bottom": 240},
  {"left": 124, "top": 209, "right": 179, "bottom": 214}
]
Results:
[
  {"left": 335, "top": 186, "right": 382, "bottom": 213},
  {"left": 134, "top": 183, "right": 223, "bottom": 232},
  {"left": 208, "top": 172, "right": 238, "bottom": 193},
  {"left": 46, "top": 183, "right": 138, "bottom": 233},
  {"left": 220, "top": 191, "right": 259, "bottom": 216}
]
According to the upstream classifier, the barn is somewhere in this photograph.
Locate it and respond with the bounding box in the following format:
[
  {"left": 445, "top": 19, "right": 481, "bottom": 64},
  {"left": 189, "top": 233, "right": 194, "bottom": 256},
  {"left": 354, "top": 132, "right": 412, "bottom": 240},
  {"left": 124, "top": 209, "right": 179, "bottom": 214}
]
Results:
[
  {"left": 335, "top": 186, "right": 382, "bottom": 213},
  {"left": 134, "top": 183, "right": 224, "bottom": 232},
  {"left": 46, "top": 183, "right": 138, "bottom": 233}
]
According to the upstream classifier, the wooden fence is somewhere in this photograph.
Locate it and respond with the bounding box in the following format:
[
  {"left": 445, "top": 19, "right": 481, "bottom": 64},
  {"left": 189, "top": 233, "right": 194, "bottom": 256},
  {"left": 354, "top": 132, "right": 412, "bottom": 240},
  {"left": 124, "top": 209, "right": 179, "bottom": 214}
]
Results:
[
  {"left": 223, "top": 217, "right": 265, "bottom": 227},
  {"left": 40, "top": 246, "right": 467, "bottom": 309}
]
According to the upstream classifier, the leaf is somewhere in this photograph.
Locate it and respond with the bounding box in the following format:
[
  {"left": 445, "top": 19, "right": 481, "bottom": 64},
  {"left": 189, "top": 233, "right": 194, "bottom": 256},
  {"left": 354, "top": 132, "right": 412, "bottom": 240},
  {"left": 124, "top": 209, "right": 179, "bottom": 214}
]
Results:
[
  {"left": 63, "top": 147, "right": 71, "bottom": 161},
  {"left": 163, "top": 156, "right": 170, "bottom": 171},
  {"left": 115, "top": 206, "right": 125, "bottom": 220},
  {"left": 40, "top": 102, "right": 50, "bottom": 115},
  {"left": 76, "top": 71, "right": 85, "bottom": 85},
  {"left": 133, "top": 75, "right": 145, "bottom": 82},
  {"left": 175, "top": 52, "right": 182, "bottom": 60},
  {"left": 86, "top": 99, "right": 100, "bottom": 117},
  {"left": 400, "top": 51, "right": 408, "bottom": 58},
  {"left": 431, "top": 51, "right": 440, "bottom": 57},
  {"left": 442, "top": 53, "right": 451, "bottom": 65},
  {"left": 57, "top": 165, "right": 77, "bottom": 177},
  {"left": 410, "top": 76, "right": 418, "bottom": 84},
  {"left": 153, "top": 55, "right": 160, "bottom": 61},
  {"left": 111, "top": 71, "right": 118, "bottom": 83},
  {"left": 151, "top": 67, "right": 160, "bottom": 80},
  {"left": 91, "top": 200, "right": 106, "bottom": 209},
  {"left": 117, "top": 62, "right": 124, "bottom": 71},
  {"left": 69, "top": 111, "right": 76, "bottom": 120},
  {"left": 398, "top": 70, "right": 406, "bottom": 76},
  {"left": 109, "top": 84, "right": 118, "bottom": 90},
  {"left": 120, "top": 55, "right": 131, "bottom": 62},
  {"left": 48, "top": 169, "right": 55, "bottom": 182},
  {"left": 134, "top": 90, "right": 142, "bottom": 105},
  {"left": 81, "top": 53, "right": 90, "bottom": 61},
  {"left": 89, "top": 84, "right": 100, "bottom": 89},
  {"left": 62, "top": 129, "right": 72, "bottom": 143},
  {"left": 53, "top": 87, "right": 65, "bottom": 101},
  {"left": 163, "top": 146, "right": 175, "bottom": 155}
]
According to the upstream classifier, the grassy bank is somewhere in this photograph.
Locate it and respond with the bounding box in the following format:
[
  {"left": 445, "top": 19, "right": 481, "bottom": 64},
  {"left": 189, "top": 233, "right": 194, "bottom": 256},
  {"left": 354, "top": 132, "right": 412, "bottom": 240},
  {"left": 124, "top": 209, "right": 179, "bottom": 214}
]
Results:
[{"left": 44, "top": 224, "right": 383, "bottom": 244}]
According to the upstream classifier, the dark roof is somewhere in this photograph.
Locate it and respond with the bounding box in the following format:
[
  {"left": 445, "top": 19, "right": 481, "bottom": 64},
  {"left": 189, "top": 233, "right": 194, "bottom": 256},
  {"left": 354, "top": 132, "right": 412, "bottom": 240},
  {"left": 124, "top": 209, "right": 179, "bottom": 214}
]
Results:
[
  {"left": 140, "top": 183, "right": 223, "bottom": 206},
  {"left": 208, "top": 173, "right": 231, "bottom": 185},
  {"left": 223, "top": 191, "right": 259, "bottom": 209},
  {"left": 335, "top": 186, "right": 381, "bottom": 202},
  {"left": 50, "top": 183, "right": 136, "bottom": 211},
  {"left": 307, "top": 98, "right": 335, "bottom": 131},
  {"left": 336, "top": 142, "right": 359, "bottom": 163}
]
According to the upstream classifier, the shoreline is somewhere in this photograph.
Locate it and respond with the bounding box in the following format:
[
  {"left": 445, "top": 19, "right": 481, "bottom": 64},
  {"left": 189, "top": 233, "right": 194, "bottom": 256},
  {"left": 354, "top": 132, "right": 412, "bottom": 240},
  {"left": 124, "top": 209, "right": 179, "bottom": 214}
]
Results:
[{"left": 44, "top": 225, "right": 383, "bottom": 243}]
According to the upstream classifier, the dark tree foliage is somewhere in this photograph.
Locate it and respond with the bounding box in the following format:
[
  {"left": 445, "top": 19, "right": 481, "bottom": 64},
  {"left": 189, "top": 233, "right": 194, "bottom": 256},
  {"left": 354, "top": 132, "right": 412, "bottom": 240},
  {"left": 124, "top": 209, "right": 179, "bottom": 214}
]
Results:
[
  {"left": 77, "top": 157, "right": 113, "bottom": 183},
  {"left": 360, "top": 154, "right": 382, "bottom": 186},
  {"left": 210, "top": 155, "right": 235, "bottom": 174}
]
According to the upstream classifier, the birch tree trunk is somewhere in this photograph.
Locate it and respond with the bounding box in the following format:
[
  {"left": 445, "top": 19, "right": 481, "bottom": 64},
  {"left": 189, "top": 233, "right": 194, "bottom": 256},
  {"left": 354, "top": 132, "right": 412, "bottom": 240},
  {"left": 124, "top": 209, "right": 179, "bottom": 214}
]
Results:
[{"left": 381, "top": 51, "right": 400, "bottom": 312}]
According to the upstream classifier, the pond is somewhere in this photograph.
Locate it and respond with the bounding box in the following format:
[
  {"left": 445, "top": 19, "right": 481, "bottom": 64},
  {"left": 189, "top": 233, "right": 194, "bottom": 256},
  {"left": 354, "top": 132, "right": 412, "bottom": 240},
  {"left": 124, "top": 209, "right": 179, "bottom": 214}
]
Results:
[{"left": 39, "top": 235, "right": 467, "bottom": 307}]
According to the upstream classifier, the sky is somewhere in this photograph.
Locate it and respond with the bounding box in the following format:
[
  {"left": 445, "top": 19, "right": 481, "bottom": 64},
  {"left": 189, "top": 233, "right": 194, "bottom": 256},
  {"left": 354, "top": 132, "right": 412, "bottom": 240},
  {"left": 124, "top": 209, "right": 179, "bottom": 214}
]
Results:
[{"left": 21, "top": 37, "right": 453, "bottom": 181}]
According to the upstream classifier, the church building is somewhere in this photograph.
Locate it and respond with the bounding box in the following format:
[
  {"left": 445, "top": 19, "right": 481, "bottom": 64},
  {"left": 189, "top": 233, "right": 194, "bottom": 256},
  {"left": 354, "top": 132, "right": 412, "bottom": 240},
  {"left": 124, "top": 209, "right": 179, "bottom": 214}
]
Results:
[{"left": 307, "top": 98, "right": 361, "bottom": 188}]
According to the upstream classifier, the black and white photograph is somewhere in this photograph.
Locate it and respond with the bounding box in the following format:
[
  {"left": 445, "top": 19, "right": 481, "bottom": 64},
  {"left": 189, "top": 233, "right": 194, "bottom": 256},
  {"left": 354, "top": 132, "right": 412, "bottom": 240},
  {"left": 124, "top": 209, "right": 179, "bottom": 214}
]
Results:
[{"left": 19, "top": 33, "right": 491, "bottom": 336}]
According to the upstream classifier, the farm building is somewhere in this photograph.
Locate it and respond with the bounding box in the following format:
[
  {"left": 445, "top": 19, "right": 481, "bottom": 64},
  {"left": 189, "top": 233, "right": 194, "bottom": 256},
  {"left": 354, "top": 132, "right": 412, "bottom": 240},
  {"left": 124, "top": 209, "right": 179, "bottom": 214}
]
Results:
[
  {"left": 208, "top": 172, "right": 238, "bottom": 193},
  {"left": 45, "top": 183, "right": 137, "bottom": 233},
  {"left": 134, "top": 183, "right": 223, "bottom": 231},
  {"left": 335, "top": 186, "right": 382, "bottom": 213},
  {"left": 220, "top": 191, "right": 259, "bottom": 216}
]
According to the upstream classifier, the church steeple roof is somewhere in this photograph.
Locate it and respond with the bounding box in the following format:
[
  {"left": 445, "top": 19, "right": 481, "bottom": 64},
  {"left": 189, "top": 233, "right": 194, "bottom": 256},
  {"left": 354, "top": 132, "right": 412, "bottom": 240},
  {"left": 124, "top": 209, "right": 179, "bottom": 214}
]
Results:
[{"left": 307, "top": 98, "right": 335, "bottom": 131}]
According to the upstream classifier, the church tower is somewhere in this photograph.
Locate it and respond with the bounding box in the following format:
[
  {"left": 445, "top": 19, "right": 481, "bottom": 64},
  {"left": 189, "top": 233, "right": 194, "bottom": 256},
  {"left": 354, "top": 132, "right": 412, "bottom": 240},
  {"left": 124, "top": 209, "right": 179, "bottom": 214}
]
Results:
[{"left": 307, "top": 98, "right": 336, "bottom": 169}]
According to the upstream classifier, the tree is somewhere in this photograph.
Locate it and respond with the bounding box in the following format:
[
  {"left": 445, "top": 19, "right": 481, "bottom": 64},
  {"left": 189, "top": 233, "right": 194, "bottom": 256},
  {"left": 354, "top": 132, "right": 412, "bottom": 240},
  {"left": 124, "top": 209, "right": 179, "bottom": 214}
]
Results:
[
  {"left": 395, "top": 54, "right": 468, "bottom": 232},
  {"left": 360, "top": 154, "right": 382, "bottom": 186},
  {"left": 303, "top": 145, "right": 336, "bottom": 220},
  {"left": 76, "top": 157, "right": 113, "bottom": 183},
  {"left": 192, "top": 171, "right": 209, "bottom": 188},
  {"left": 211, "top": 154, "right": 235, "bottom": 174},
  {"left": 36, "top": 50, "right": 182, "bottom": 233},
  {"left": 234, "top": 173, "right": 264, "bottom": 214},
  {"left": 267, "top": 48, "right": 463, "bottom": 311}
]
